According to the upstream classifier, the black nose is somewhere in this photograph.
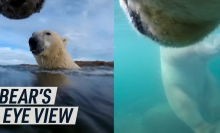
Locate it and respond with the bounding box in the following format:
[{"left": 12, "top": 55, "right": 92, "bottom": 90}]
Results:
[{"left": 29, "top": 37, "right": 39, "bottom": 50}]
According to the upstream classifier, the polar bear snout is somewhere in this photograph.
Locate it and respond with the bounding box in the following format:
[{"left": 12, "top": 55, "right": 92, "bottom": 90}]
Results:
[
  {"left": 29, "top": 37, "right": 38, "bottom": 47},
  {"left": 29, "top": 37, "right": 43, "bottom": 55},
  {"left": 120, "top": 0, "right": 161, "bottom": 44},
  {"left": 120, "top": 0, "right": 220, "bottom": 47},
  {"left": 29, "top": 37, "right": 38, "bottom": 52}
]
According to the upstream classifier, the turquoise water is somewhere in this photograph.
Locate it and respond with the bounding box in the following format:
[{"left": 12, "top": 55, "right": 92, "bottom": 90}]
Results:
[{"left": 114, "top": 0, "right": 220, "bottom": 133}]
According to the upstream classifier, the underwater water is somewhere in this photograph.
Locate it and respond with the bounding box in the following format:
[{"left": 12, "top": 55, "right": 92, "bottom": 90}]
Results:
[
  {"left": 0, "top": 65, "right": 114, "bottom": 133},
  {"left": 114, "top": 0, "right": 220, "bottom": 133}
]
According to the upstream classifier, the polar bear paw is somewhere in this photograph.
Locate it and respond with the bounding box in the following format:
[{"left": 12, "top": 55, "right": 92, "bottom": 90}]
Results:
[
  {"left": 193, "top": 123, "right": 216, "bottom": 133},
  {"left": 209, "top": 122, "right": 220, "bottom": 133},
  {"left": 213, "top": 34, "right": 220, "bottom": 50},
  {"left": 199, "top": 35, "right": 220, "bottom": 56},
  {"left": 194, "top": 122, "right": 220, "bottom": 133}
]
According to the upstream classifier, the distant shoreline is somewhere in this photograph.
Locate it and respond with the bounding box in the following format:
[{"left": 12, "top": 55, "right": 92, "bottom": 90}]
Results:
[{"left": 20, "top": 61, "right": 114, "bottom": 67}]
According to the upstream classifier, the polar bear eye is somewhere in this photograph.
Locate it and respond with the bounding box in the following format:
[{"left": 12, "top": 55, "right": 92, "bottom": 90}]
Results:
[{"left": 46, "top": 32, "right": 51, "bottom": 35}]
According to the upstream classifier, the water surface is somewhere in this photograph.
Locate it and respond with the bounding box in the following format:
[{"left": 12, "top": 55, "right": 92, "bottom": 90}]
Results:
[{"left": 0, "top": 65, "right": 114, "bottom": 133}]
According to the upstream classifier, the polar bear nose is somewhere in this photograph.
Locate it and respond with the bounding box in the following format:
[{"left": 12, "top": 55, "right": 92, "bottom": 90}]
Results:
[{"left": 29, "top": 37, "right": 39, "bottom": 50}]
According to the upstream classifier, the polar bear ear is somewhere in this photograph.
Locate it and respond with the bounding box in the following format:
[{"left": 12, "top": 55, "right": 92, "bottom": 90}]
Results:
[{"left": 62, "top": 37, "right": 68, "bottom": 46}]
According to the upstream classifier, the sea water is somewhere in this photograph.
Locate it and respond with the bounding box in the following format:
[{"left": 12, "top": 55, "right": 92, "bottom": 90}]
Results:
[
  {"left": 114, "top": 0, "right": 220, "bottom": 132},
  {"left": 0, "top": 65, "right": 114, "bottom": 133}
]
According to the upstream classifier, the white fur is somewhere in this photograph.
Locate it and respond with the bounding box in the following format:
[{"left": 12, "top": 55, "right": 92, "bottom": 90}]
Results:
[
  {"left": 44, "top": 40, "right": 51, "bottom": 47},
  {"left": 160, "top": 35, "right": 220, "bottom": 133}
]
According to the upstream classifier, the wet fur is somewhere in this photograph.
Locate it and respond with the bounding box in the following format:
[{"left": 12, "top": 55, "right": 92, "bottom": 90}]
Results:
[
  {"left": 160, "top": 37, "right": 220, "bottom": 133},
  {"left": 120, "top": 0, "right": 220, "bottom": 47},
  {"left": 0, "top": 0, "right": 45, "bottom": 19}
]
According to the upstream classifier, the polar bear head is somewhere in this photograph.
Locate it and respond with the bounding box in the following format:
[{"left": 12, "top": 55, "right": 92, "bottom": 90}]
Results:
[
  {"left": 28, "top": 30, "right": 80, "bottom": 69},
  {"left": 28, "top": 30, "right": 68, "bottom": 57}
]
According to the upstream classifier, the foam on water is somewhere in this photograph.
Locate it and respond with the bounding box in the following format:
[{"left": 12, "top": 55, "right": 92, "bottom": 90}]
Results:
[{"left": 0, "top": 65, "right": 114, "bottom": 75}]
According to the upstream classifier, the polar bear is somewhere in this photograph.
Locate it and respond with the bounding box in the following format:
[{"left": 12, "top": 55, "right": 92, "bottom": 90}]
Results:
[
  {"left": 0, "top": 0, "right": 45, "bottom": 19},
  {"left": 28, "top": 30, "right": 80, "bottom": 69},
  {"left": 161, "top": 35, "right": 220, "bottom": 133},
  {"left": 120, "top": 0, "right": 220, "bottom": 47}
]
